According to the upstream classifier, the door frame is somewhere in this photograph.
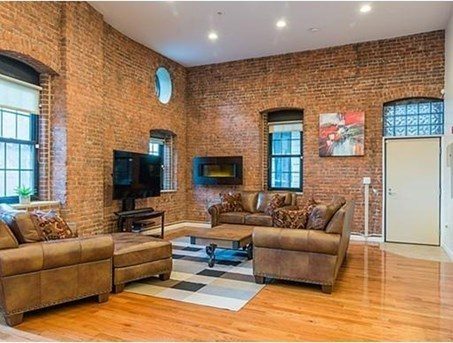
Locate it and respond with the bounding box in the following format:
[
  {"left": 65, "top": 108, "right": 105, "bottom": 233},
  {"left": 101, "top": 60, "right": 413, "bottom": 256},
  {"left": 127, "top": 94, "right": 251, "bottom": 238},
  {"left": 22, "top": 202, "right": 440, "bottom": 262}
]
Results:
[{"left": 382, "top": 136, "right": 442, "bottom": 245}]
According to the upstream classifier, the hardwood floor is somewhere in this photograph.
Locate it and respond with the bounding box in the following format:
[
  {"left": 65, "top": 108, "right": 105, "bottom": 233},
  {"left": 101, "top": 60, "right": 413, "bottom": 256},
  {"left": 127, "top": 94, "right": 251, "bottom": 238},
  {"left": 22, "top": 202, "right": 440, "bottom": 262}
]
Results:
[{"left": 4, "top": 228, "right": 453, "bottom": 341}]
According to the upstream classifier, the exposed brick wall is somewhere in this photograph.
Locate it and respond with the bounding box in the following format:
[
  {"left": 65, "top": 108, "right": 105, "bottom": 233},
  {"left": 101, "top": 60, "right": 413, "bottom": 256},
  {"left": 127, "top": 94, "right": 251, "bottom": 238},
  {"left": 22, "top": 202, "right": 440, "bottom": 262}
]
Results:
[
  {"left": 0, "top": 2, "right": 187, "bottom": 234},
  {"left": 186, "top": 31, "right": 445, "bottom": 234},
  {"left": 0, "top": 2, "right": 445, "bottom": 235}
]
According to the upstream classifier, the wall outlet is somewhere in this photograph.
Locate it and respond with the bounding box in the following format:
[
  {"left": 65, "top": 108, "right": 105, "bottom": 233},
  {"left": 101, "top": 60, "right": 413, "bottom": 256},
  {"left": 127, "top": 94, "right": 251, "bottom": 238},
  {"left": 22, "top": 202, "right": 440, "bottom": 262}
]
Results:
[{"left": 363, "top": 177, "right": 371, "bottom": 185}]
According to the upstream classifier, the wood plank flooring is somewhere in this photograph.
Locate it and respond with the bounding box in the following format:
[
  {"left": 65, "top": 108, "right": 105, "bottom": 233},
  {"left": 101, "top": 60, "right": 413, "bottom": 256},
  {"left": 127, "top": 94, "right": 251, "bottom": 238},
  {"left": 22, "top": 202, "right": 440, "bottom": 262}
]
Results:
[{"left": 3, "top": 228, "right": 453, "bottom": 341}]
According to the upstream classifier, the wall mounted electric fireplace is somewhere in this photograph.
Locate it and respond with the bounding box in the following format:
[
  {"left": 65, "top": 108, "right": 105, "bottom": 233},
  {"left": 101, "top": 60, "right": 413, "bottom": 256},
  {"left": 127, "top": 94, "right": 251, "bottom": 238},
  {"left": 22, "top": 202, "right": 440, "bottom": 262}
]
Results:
[{"left": 193, "top": 156, "right": 243, "bottom": 185}]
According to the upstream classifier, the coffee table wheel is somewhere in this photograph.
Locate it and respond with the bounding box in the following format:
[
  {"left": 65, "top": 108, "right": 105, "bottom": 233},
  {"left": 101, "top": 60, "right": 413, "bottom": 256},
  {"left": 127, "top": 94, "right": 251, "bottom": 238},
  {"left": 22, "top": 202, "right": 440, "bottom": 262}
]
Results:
[
  {"left": 246, "top": 243, "right": 253, "bottom": 260},
  {"left": 206, "top": 243, "right": 217, "bottom": 268}
]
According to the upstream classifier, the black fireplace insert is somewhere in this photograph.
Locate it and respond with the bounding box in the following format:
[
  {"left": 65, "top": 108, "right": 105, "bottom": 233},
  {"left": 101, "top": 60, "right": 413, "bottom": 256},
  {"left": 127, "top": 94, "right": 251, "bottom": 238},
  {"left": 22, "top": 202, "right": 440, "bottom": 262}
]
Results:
[{"left": 193, "top": 156, "right": 243, "bottom": 185}]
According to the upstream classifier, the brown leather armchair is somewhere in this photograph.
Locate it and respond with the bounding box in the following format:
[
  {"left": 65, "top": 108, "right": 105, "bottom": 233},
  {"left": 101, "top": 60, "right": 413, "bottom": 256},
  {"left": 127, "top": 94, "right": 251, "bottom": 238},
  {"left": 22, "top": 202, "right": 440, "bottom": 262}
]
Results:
[
  {"left": 253, "top": 201, "right": 354, "bottom": 293},
  {"left": 0, "top": 235, "right": 114, "bottom": 326}
]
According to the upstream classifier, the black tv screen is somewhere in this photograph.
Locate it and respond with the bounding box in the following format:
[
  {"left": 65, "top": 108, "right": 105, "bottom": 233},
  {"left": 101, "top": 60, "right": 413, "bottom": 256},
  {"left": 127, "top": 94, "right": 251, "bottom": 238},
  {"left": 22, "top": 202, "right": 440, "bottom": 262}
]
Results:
[{"left": 113, "top": 150, "right": 161, "bottom": 200}]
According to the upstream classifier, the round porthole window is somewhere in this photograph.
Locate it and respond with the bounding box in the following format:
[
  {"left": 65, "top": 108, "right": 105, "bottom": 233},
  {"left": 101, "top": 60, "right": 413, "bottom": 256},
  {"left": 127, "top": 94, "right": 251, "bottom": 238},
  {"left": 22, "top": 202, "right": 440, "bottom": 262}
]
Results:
[{"left": 155, "top": 67, "right": 172, "bottom": 104}]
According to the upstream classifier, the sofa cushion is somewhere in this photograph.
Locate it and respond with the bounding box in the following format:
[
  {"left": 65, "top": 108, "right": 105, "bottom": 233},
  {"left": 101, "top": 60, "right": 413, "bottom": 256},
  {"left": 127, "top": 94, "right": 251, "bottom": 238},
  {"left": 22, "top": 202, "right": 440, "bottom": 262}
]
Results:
[
  {"left": 220, "top": 192, "right": 244, "bottom": 212},
  {"left": 306, "top": 196, "right": 346, "bottom": 230},
  {"left": 0, "top": 205, "right": 40, "bottom": 243},
  {"left": 112, "top": 232, "right": 172, "bottom": 268},
  {"left": 325, "top": 207, "right": 345, "bottom": 234},
  {"left": 0, "top": 220, "right": 19, "bottom": 250},
  {"left": 257, "top": 192, "right": 293, "bottom": 212},
  {"left": 219, "top": 212, "right": 249, "bottom": 224},
  {"left": 264, "top": 194, "right": 286, "bottom": 216},
  {"left": 240, "top": 192, "right": 259, "bottom": 213},
  {"left": 253, "top": 226, "right": 341, "bottom": 255},
  {"left": 244, "top": 213, "right": 272, "bottom": 227},
  {"left": 30, "top": 210, "right": 77, "bottom": 241}
]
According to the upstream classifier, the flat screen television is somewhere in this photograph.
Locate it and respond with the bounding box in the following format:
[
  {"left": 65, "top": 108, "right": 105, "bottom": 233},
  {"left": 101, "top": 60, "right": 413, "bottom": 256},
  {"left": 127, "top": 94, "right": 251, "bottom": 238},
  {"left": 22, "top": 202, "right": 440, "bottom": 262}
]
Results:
[{"left": 113, "top": 150, "right": 161, "bottom": 201}]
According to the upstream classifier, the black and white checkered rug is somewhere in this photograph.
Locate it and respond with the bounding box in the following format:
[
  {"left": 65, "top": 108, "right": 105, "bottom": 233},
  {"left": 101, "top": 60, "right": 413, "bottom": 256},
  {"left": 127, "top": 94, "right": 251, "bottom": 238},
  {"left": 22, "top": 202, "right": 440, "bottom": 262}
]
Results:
[{"left": 124, "top": 236, "right": 265, "bottom": 311}]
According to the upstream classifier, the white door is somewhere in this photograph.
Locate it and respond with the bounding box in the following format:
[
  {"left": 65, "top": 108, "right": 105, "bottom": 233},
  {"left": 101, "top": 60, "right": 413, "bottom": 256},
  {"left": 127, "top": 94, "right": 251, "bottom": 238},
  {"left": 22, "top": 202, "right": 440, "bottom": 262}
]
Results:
[{"left": 385, "top": 138, "right": 440, "bottom": 245}]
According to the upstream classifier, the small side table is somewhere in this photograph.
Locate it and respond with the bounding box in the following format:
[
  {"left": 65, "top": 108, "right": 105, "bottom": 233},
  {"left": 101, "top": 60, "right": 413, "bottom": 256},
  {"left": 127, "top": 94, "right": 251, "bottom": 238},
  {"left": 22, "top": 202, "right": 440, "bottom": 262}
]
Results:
[{"left": 115, "top": 209, "right": 165, "bottom": 238}]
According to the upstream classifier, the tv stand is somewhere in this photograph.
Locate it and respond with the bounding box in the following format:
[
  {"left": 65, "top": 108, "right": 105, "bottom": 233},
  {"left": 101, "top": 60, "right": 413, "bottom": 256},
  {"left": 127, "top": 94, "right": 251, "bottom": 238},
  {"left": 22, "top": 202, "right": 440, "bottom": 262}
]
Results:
[{"left": 114, "top": 208, "right": 165, "bottom": 238}]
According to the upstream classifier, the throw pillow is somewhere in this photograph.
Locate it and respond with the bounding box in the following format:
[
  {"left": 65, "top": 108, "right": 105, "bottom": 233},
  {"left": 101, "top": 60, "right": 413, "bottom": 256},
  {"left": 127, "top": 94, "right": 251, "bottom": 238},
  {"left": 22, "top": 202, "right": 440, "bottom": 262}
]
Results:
[
  {"left": 273, "top": 197, "right": 318, "bottom": 229},
  {"left": 264, "top": 194, "right": 286, "bottom": 216},
  {"left": 30, "top": 210, "right": 77, "bottom": 241},
  {"left": 0, "top": 206, "right": 41, "bottom": 243},
  {"left": 325, "top": 208, "right": 345, "bottom": 234},
  {"left": 0, "top": 220, "right": 19, "bottom": 249},
  {"left": 306, "top": 196, "right": 346, "bottom": 230},
  {"left": 219, "top": 192, "right": 244, "bottom": 213}
]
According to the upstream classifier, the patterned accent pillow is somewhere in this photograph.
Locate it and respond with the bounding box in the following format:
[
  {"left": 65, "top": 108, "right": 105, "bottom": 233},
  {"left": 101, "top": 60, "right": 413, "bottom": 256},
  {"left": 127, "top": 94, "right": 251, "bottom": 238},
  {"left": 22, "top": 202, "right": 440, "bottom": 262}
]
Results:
[
  {"left": 30, "top": 210, "right": 77, "bottom": 241},
  {"left": 264, "top": 194, "right": 286, "bottom": 216},
  {"left": 273, "top": 197, "right": 318, "bottom": 229},
  {"left": 306, "top": 196, "right": 346, "bottom": 230},
  {"left": 219, "top": 192, "right": 244, "bottom": 213}
]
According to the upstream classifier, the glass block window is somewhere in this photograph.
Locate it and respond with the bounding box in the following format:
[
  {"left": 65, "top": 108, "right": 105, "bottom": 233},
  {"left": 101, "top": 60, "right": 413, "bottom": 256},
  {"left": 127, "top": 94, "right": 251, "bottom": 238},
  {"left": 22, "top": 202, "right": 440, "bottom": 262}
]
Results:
[
  {"left": 149, "top": 133, "right": 176, "bottom": 191},
  {"left": 268, "top": 122, "right": 303, "bottom": 191},
  {"left": 0, "top": 107, "right": 38, "bottom": 201},
  {"left": 383, "top": 98, "right": 444, "bottom": 137}
]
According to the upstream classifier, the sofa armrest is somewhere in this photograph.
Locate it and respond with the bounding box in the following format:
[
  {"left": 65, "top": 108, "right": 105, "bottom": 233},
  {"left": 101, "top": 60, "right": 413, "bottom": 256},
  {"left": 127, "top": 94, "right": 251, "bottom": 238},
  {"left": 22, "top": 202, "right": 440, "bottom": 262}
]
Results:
[
  {"left": 0, "top": 235, "right": 114, "bottom": 277},
  {"left": 208, "top": 203, "right": 223, "bottom": 227},
  {"left": 253, "top": 226, "right": 340, "bottom": 255}
]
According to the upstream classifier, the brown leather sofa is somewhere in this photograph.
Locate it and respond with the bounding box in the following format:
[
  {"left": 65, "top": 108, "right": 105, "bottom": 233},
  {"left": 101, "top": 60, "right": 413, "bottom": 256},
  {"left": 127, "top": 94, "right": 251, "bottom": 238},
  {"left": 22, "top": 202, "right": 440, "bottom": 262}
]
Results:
[
  {"left": 253, "top": 201, "right": 354, "bottom": 293},
  {"left": 208, "top": 191, "right": 297, "bottom": 227},
  {"left": 0, "top": 234, "right": 113, "bottom": 326}
]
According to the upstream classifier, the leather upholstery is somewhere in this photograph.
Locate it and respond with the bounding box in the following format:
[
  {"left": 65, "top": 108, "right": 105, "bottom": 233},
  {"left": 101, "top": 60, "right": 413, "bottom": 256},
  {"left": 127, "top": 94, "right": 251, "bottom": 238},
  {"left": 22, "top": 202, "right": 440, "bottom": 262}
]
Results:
[
  {"left": 0, "top": 221, "right": 18, "bottom": 250},
  {"left": 306, "top": 196, "right": 346, "bottom": 230},
  {"left": 240, "top": 192, "right": 259, "bottom": 212},
  {"left": 0, "top": 209, "right": 40, "bottom": 243},
  {"left": 112, "top": 232, "right": 172, "bottom": 268},
  {"left": 111, "top": 233, "right": 173, "bottom": 292},
  {"left": 325, "top": 208, "right": 345, "bottom": 234},
  {"left": 253, "top": 201, "right": 355, "bottom": 292},
  {"left": 208, "top": 191, "right": 297, "bottom": 227},
  {"left": 219, "top": 212, "right": 249, "bottom": 224},
  {"left": 257, "top": 192, "right": 295, "bottom": 213},
  {"left": 244, "top": 213, "right": 273, "bottom": 227},
  {"left": 0, "top": 234, "right": 113, "bottom": 325}
]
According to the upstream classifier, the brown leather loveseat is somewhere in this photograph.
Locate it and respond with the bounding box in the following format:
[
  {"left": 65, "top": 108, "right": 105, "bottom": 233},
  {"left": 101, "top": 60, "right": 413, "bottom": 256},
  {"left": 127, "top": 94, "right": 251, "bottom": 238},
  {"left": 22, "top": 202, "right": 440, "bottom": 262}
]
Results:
[
  {"left": 253, "top": 201, "right": 354, "bottom": 293},
  {"left": 208, "top": 191, "right": 297, "bottom": 227}
]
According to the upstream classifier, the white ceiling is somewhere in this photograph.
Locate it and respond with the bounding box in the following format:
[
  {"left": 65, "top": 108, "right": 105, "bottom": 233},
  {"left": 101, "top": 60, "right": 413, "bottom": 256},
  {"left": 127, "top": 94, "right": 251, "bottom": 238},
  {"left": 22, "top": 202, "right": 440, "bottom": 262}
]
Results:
[{"left": 90, "top": 1, "right": 452, "bottom": 67}]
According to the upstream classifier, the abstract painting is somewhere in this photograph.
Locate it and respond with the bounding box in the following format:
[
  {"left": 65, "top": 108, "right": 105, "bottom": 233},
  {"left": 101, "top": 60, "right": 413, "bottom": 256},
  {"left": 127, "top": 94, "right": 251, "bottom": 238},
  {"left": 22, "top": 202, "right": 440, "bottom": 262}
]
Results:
[{"left": 319, "top": 111, "right": 365, "bottom": 157}]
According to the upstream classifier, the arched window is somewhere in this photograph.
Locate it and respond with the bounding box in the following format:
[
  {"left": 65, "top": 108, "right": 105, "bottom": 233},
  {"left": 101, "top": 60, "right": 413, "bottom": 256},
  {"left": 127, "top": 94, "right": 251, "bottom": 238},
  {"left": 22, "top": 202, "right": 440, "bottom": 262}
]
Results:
[
  {"left": 383, "top": 98, "right": 444, "bottom": 137},
  {"left": 0, "top": 55, "right": 40, "bottom": 202}
]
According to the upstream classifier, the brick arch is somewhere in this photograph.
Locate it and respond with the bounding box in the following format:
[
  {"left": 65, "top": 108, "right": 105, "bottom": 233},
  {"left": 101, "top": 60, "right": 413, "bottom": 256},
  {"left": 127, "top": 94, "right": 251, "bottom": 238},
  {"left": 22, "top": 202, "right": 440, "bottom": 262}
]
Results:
[
  {"left": 0, "top": 50, "right": 57, "bottom": 75},
  {"left": 383, "top": 96, "right": 443, "bottom": 106},
  {"left": 260, "top": 106, "right": 304, "bottom": 115}
]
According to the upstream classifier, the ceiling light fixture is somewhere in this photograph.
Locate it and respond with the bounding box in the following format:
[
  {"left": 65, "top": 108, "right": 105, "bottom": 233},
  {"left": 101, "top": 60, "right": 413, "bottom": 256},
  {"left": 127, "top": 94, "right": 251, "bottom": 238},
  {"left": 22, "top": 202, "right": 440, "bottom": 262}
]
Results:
[
  {"left": 276, "top": 19, "right": 287, "bottom": 29},
  {"left": 360, "top": 4, "right": 372, "bottom": 13},
  {"left": 308, "top": 27, "right": 320, "bottom": 33},
  {"left": 208, "top": 32, "right": 218, "bottom": 41}
]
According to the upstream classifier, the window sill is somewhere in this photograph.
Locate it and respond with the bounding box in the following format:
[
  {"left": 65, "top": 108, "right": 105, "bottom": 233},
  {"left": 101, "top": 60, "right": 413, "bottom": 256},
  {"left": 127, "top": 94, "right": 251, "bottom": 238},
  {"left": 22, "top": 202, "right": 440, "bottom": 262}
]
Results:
[
  {"left": 161, "top": 189, "right": 177, "bottom": 193},
  {"left": 11, "top": 200, "right": 60, "bottom": 210}
]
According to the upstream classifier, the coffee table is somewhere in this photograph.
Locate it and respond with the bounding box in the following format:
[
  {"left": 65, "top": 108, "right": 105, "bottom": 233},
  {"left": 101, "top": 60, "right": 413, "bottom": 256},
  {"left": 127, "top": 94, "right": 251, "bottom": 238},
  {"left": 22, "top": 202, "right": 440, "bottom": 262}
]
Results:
[{"left": 188, "top": 224, "right": 253, "bottom": 267}]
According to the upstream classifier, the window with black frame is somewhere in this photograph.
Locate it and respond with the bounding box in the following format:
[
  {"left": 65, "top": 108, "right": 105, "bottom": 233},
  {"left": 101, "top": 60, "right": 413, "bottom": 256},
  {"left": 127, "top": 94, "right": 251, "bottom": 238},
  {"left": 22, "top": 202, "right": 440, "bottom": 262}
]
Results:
[
  {"left": 0, "top": 108, "right": 38, "bottom": 202},
  {"left": 268, "top": 110, "right": 303, "bottom": 191},
  {"left": 149, "top": 130, "right": 176, "bottom": 191},
  {"left": 0, "top": 55, "right": 41, "bottom": 203}
]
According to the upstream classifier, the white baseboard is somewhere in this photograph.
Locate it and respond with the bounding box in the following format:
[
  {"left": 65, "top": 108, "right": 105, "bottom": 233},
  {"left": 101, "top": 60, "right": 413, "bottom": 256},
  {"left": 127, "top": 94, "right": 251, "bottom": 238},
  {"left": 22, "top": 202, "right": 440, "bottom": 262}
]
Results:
[
  {"left": 441, "top": 242, "right": 453, "bottom": 261},
  {"left": 350, "top": 233, "right": 384, "bottom": 243}
]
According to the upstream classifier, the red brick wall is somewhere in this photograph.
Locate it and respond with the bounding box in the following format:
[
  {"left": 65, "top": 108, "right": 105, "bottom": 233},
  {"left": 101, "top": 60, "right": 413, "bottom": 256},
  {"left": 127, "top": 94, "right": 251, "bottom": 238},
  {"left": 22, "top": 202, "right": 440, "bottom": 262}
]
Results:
[
  {"left": 0, "top": 2, "right": 187, "bottom": 234},
  {"left": 0, "top": 2, "right": 445, "bottom": 235},
  {"left": 186, "top": 31, "right": 445, "bottom": 234}
]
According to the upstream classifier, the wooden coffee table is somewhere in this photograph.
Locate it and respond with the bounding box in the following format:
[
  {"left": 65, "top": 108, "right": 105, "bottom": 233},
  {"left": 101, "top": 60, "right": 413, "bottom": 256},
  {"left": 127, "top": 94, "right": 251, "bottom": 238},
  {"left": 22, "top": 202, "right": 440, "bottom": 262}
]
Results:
[{"left": 188, "top": 224, "right": 253, "bottom": 267}]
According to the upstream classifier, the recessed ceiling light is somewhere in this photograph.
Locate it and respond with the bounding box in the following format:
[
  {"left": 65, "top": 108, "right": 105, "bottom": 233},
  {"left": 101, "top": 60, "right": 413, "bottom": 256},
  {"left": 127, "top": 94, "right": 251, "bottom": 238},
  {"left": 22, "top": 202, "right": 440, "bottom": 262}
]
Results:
[
  {"left": 308, "top": 27, "right": 320, "bottom": 33},
  {"left": 360, "top": 4, "right": 372, "bottom": 13},
  {"left": 276, "top": 19, "right": 287, "bottom": 29},
  {"left": 208, "top": 32, "right": 218, "bottom": 41}
]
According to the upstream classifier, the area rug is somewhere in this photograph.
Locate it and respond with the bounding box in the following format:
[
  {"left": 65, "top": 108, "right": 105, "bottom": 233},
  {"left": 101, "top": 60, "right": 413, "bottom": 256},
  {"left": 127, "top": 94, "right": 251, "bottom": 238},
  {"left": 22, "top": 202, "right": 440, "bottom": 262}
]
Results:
[{"left": 124, "top": 236, "right": 265, "bottom": 311}]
